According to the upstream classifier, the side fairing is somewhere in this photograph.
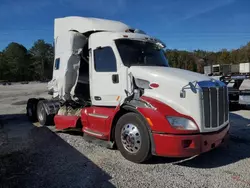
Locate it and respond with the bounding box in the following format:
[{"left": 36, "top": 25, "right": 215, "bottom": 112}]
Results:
[{"left": 48, "top": 31, "right": 87, "bottom": 100}]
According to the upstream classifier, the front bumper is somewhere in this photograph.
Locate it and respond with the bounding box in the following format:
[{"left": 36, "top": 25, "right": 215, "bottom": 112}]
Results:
[{"left": 152, "top": 124, "right": 230, "bottom": 157}]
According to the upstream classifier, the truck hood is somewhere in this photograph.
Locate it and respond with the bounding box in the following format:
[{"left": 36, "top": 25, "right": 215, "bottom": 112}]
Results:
[
  {"left": 128, "top": 66, "right": 210, "bottom": 123},
  {"left": 128, "top": 66, "right": 211, "bottom": 84}
]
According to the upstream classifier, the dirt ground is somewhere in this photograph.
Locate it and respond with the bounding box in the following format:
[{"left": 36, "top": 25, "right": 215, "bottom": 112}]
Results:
[{"left": 0, "top": 82, "right": 250, "bottom": 188}]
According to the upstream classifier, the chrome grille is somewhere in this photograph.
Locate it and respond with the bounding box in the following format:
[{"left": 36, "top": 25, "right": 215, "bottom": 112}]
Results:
[{"left": 201, "top": 85, "right": 229, "bottom": 129}]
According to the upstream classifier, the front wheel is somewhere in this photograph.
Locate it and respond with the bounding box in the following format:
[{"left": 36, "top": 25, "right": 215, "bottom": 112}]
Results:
[{"left": 115, "top": 112, "right": 152, "bottom": 163}]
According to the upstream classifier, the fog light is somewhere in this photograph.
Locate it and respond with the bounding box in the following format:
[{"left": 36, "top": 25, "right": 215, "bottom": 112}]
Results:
[
  {"left": 182, "top": 140, "right": 192, "bottom": 148},
  {"left": 204, "top": 141, "right": 208, "bottom": 146}
]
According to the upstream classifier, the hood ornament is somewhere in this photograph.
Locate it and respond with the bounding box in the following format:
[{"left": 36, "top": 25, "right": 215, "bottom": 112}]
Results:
[{"left": 180, "top": 81, "right": 198, "bottom": 98}]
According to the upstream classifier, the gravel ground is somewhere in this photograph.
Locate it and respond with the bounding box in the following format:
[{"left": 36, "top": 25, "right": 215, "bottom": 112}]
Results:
[{"left": 0, "top": 82, "right": 250, "bottom": 188}]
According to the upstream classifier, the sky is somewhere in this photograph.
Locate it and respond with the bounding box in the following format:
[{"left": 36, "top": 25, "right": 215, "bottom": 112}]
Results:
[{"left": 0, "top": 0, "right": 250, "bottom": 51}]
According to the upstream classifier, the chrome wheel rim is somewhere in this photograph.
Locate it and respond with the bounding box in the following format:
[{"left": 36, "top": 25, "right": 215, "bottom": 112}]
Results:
[
  {"left": 121, "top": 123, "right": 141, "bottom": 154},
  {"left": 38, "top": 105, "right": 45, "bottom": 121}
]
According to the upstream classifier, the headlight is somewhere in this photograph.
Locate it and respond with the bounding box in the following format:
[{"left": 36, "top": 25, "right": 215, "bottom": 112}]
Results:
[{"left": 166, "top": 116, "right": 197, "bottom": 130}]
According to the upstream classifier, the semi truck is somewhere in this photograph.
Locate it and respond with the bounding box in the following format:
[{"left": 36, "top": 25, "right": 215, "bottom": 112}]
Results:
[
  {"left": 204, "top": 63, "right": 250, "bottom": 106},
  {"left": 26, "top": 16, "right": 230, "bottom": 163}
]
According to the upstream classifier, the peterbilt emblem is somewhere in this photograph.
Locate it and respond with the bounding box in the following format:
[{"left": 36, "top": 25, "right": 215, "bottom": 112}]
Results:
[
  {"left": 211, "top": 80, "right": 220, "bottom": 87},
  {"left": 214, "top": 82, "right": 220, "bottom": 87},
  {"left": 210, "top": 78, "right": 220, "bottom": 87}
]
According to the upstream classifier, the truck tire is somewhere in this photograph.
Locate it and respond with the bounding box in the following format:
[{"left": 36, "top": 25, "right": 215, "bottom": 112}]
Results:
[
  {"left": 36, "top": 100, "right": 53, "bottom": 126},
  {"left": 26, "top": 98, "right": 39, "bottom": 122},
  {"left": 115, "top": 112, "right": 152, "bottom": 163}
]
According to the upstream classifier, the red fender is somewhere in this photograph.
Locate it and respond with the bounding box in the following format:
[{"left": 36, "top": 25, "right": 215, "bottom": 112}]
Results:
[{"left": 138, "top": 96, "right": 199, "bottom": 134}]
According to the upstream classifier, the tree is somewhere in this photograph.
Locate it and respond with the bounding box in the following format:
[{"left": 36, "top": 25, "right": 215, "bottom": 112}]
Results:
[
  {"left": 0, "top": 52, "right": 8, "bottom": 80},
  {"left": 0, "top": 39, "right": 250, "bottom": 82},
  {"left": 29, "top": 39, "right": 54, "bottom": 81},
  {"left": 2, "top": 42, "right": 31, "bottom": 81},
  {"left": 231, "top": 49, "right": 239, "bottom": 64},
  {"left": 165, "top": 41, "right": 250, "bottom": 73},
  {"left": 165, "top": 49, "right": 179, "bottom": 67},
  {"left": 217, "top": 49, "right": 231, "bottom": 64}
]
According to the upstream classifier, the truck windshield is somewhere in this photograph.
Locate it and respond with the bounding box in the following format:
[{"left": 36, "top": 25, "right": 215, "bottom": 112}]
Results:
[{"left": 115, "top": 39, "right": 169, "bottom": 67}]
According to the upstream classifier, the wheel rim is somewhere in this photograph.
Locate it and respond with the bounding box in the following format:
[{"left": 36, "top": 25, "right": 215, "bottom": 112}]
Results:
[
  {"left": 121, "top": 123, "right": 141, "bottom": 154},
  {"left": 38, "top": 105, "right": 45, "bottom": 121}
]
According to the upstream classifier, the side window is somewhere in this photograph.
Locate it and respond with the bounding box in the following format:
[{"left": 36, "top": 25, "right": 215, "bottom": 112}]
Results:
[
  {"left": 55, "top": 58, "right": 60, "bottom": 70},
  {"left": 94, "top": 47, "right": 117, "bottom": 72}
]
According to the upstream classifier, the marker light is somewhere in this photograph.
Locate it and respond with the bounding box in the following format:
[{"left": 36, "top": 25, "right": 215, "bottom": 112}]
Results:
[{"left": 149, "top": 83, "right": 159, "bottom": 88}]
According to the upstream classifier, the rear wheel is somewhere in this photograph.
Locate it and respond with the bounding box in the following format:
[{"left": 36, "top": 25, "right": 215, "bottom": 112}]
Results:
[
  {"left": 26, "top": 98, "right": 39, "bottom": 122},
  {"left": 37, "top": 100, "right": 54, "bottom": 126},
  {"left": 115, "top": 112, "right": 152, "bottom": 163}
]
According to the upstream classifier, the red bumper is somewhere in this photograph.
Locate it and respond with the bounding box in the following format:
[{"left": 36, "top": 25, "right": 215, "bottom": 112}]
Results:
[{"left": 152, "top": 124, "right": 230, "bottom": 157}]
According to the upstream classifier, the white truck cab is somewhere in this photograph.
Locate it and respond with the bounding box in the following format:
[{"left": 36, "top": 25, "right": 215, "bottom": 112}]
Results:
[{"left": 27, "top": 16, "right": 230, "bottom": 163}]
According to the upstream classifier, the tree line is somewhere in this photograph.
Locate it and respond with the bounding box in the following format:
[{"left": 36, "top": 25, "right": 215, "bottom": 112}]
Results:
[
  {"left": 0, "top": 40, "right": 250, "bottom": 82},
  {"left": 166, "top": 41, "right": 250, "bottom": 73},
  {"left": 0, "top": 40, "right": 53, "bottom": 82}
]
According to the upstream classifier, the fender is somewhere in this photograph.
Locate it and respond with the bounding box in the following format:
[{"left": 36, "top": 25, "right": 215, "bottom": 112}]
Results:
[
  {"left": 139, "top": 96, "right": 200, "bottom": 134},
  {"left": 116, "top": 101, "right": 157, "bottom": 155}
]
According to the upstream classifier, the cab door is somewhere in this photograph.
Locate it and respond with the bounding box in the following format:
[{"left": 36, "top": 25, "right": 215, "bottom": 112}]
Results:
[{"left": 89, "top": 33, "right": 124, "bottom": 107}]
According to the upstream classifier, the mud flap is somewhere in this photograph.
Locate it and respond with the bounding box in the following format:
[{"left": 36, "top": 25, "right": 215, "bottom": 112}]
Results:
[{"left": 54, "top": 115, "right": 80, "bottom": 130}]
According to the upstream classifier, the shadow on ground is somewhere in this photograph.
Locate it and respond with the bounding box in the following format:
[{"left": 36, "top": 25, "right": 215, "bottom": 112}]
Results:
[
  {"left": 1, "top": 111, "right": 250, "bottom": 182},
  {"left": 229, "top": 112, "right": 250, "bottom": 143},
  {"left": 146, "top": 112, "right": 250, "bottom": 168},
  {"left": 0, "top": 114, "right": 114, "bottom": 188}
]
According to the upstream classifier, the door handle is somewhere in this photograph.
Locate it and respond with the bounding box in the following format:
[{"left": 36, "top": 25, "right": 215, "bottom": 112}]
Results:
[
  {"left": 94, "top": 96, "right": 102, "bottom": 101},
  {"left": 112, "top": 74, "right": 119, "bottom": 84}
]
